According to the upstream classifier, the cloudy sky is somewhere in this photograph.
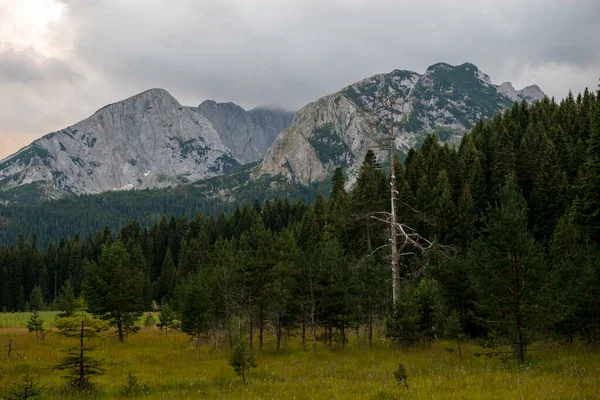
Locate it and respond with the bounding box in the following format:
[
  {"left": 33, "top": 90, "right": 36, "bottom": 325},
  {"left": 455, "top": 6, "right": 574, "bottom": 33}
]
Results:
[{"left": 0, "top": 0, "right": 598, "bottom": 159}]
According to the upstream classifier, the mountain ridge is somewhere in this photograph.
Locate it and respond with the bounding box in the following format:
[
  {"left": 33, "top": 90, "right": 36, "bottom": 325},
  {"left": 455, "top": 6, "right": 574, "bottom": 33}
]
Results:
[
  {"left": 258, "top": 62, "right": 545, "bottom": 186},
  {"left": 0, "top": 62, "right": 545, "bottom": 202},
  {"left": 0, "top": 89, "right": 293, "bottom": 201}
]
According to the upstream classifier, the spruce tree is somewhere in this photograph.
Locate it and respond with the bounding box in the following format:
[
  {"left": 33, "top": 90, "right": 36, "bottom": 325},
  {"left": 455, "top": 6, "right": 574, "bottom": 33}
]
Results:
[
  {"left": 84, "top": 242, "right": 145, "bottom": 342},
  {"left": 178, "top": 274, "right": 211, "bottom": 347},
  {"left": 575, "top": 97, "right": 600, "bottom": 242},
  {"left": 53, "top": 298, "right": 107, "bottom": 392},
  {"left": 229, "top": 340, "right": 257, "bottom": 385},
  {"left": 27, "top": 310, "right": 45, "bottom": 343},
  {"left": 444, "top": 310, "right": 465, "bottom": 359},
  {"left": 156, "top": 249, "right": 177, "bottom": 303},
  {"left": 56, "top": 280, "right": 76, "bottom": 317},
  {"left": 5, "top": 369, "right": 43, "bottom": 400},
  {"left": 157, "top": 303, "right": 179, "bottom": 338},
  {"left": 468, "top": 175, "right": 547, "bottom": 362},
  {"left": 28, "top": 285, "right": 44, "bottom": 312}
]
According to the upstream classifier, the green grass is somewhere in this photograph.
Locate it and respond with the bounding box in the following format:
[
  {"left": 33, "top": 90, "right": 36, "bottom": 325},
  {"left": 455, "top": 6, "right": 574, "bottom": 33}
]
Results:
[
  {"left": 0, "top": 311, "right": 59, "bottom": 329},
  {"left": 0, "top": 314, "right": 599, "bottom": 399}
]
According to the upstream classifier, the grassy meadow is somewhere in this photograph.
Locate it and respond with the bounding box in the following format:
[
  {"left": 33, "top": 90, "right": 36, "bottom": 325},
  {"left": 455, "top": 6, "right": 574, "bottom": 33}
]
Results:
[{"left": 0, "top": 313, "right": 599, "bottom": 399}]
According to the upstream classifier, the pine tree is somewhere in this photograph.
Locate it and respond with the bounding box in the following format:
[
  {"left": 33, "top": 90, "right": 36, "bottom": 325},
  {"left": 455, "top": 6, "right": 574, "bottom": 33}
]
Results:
[
  {"left": 444, "top": 310, "right": 465, "bottom": 359},
  {"left": 53, "top": 299, "right": 107, "bottom": 392},
  {"left": 457, "top": 185, "right": 477, "bottom": 251},
  {"left": 5, "top": 369, "right": 43, "bottom": 400},
  {"left": 28, "top": 285, "right": 44, "bottom": 312},
  {"left": 27, "top": 309, "right": 45, "bottom": 343},
  {"left": 575, "top": 97, "right": 600, "bottom": 242},
  {"left": 468, "top": 175, "right": 547, "bottom": 362},
  {"left": 434, "top": 170, "right": 457, "bottom": 244},
  {"left": 84, "top": 242, "right": 145, "bottom": 342},
  {"left": 530, "top": 137, "right": 567, "bottom": 238},
  {"left": 178, "top": 274, "right": 211, "bottom": 347},
  {"left": 56, "top": 280, "right": 76, "bottom": 317},
  {"left": 156, "top": 249, "right": 177, "bottom": 302},
  {"left": 157, "top": 303, "right": 179, "bottom": 338},
  {"left": 325, "top": 167, "right": 349, "bottom": 242},
  {"left": 229, "top": 340, "right": 257, "bottom": 385},
  {"left": 270, "top": 228, "right": 300, "bottom": 352}
]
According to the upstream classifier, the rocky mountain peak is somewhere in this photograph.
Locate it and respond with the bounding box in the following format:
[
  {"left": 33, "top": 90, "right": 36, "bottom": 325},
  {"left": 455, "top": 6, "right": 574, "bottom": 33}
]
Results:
[
  {"left": 498, "top": 82, "right": 545, "bottom": 103},
  {"left": 259, "top": 62, "right": 545, "bottom": 186},
  {"left": 0, "top": 89, "right": 294, "bottom": 201}
]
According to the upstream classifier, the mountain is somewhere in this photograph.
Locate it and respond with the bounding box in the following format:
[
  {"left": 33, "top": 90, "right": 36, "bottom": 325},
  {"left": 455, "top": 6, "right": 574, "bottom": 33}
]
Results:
[
  {"left": 259, "top": 62, "right": 545, "bottom": 186},
  {"left": 196, "top": 100, "right": 294, "bottom": 164},
  {"left": 0, "top": 62, "right": 544, "bottom": 203},
  {"left": 497, "top": 82, "right": 545, "bottom": 103},
  {"left": 0, "top": 89, "right": 293, "bottom": 201}
]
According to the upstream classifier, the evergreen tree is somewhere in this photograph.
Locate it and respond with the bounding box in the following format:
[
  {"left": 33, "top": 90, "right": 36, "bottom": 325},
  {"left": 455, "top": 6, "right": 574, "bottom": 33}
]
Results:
[
  {"left": 468, "top": 176, "right": 548, "bottom": 362},
  {"left": 575, "top": 97, "right": 600, "bottom": 242},
  {"left": 156, "top": 249, "right": 177, "bottom": 303},
  {"left": 28, "top": 285, "right": 44, "bottom": 311},
  {"left": 157, "top": 303, "right": 179, "bottom": 337},
  {"left": 530, "top": 137, "right": 567, "bottom": 238},
  {"left": 434, "top": 170, "right": 457, "bottom": 244},
  {"left": 270, "top": 228, "right": 300, "bottom": 352},
  {"left": 229, "top": 340, "right": 257, "bottom": 385},
  {"left": 178, "top": 274, "right": 211, "bottom": 347},
  {"left": 56, "top": 280, "right": 76, "bottom": 317},
  {"left": 53, "top": 299, "right": 107, "bottom": 392},
  {"left": 27, "top": 310, "right": 45, "bottom": 342},
  {"left": 5, "top": 369, "right": 43, "bottom": 400},
  {"left": 84, "top": 242, "right": 145, "bottom": 342},
  {"left": 444, "top": 310, "right": 465, "bottom": 359}
]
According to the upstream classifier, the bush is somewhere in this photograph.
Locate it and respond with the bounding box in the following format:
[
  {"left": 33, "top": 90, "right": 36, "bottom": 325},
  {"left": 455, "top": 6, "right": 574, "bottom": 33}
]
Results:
[{"left": 393, "top": 363, "right": 409, "bottom": 389}]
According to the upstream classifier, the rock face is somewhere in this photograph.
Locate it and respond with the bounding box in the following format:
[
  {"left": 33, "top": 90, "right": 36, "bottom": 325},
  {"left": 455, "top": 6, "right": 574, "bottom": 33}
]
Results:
[
  {"left": 0, "top": 89, "right": 293, "bottom": 199},
  {"left": 196, "top": 100, "right": 294, "bottom": 164},
  {"left": 260, "top": 62, "right": 546, "bottom": 186},
  {"left": 498, "top": 81, "right": 545, "bottom": 103}
]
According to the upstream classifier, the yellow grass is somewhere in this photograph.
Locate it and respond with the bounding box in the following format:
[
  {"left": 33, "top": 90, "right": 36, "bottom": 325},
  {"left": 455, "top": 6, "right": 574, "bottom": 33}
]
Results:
[{"left": 0, "top": 314, "right": 599, "bottom": 399}]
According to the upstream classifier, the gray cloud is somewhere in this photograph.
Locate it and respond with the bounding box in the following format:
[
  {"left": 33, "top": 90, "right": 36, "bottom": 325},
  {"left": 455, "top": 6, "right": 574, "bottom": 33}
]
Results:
[
  {"left": 1, "top": 0, "right": 599, "bottom": 158},
  {"left": 0, "top": 47, "right": 81, "bottom": 84}
]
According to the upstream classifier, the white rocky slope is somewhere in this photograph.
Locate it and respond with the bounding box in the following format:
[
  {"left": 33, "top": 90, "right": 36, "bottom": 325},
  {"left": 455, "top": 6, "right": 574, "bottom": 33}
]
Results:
[
  {"left": 497, "top": 82, "right": 546, "bottom": 103},
  {"left": 0, "top": 89, "right": 292, "bottom": 199},
  {"left": 259, "top": 62, "right": 546, "bottom": 186},
  {"left": 196, "top": 100, "right": 293, "bottom": 164}
]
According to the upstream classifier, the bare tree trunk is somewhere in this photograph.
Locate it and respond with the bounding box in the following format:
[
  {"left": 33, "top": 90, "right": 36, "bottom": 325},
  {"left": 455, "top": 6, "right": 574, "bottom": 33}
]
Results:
[
  {"left": 79, "top": 321, "right": 84, "bottom": 384},
  {"left": 368, "top": 308, "right": 373, "bottom": 347},
  {"left": 309, "top": 274, "right": 317, "bottom": 351},
  {"left": 117, "top": 319, "right": 124, "bottom": 342},
  {"left": 238, "top": 273, "right": 247, "bottom": 341},
  {"left": 389, "top": 118, "right": 400, "bottom": 304},
  {"left": 259, "top": 285, "right": 264, "bottom": 350},
  {"left": 512, "top": 248, "right": 525, "bottom": 363},
  {"left": 249, "top": 300, "right": 253, "bottom": 350},
  {"left": 302, "top": 317, "right": 306, "bottom": 351},
  {"left": 276, "top": 276, "right": 284, "bottom": 353},
  {"left": 224, "top": 281, "right": 233, "bottom": 348}
]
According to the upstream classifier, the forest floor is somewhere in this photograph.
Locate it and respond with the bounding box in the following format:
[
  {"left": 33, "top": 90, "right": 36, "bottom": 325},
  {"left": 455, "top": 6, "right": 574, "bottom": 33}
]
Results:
[{"left": 0, "top": 313, "right": 599, "bottom": 399}]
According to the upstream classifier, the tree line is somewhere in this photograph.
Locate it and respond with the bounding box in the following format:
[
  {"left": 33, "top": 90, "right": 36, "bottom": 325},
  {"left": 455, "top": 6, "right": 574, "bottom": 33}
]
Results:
[{"left": 1, "top": 86, "right": 599, "bottom": 361}]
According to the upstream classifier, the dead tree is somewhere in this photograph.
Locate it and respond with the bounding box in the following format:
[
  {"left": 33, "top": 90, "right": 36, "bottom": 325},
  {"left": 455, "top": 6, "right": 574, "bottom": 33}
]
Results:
[{"left": 369, "top": 86, "right": 433, "bottom": 304}]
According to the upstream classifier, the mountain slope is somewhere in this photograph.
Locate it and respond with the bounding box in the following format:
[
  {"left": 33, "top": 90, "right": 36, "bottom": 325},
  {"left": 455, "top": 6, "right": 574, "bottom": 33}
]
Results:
[
  {"left": 0, "top": 89, "right": 293, "bottom": 201},
  {"left": 196, "top": 100, "right": 294, "bottom": 164},
  {"left": 259, "top": 62, "right": 545, "bottom": 185}
]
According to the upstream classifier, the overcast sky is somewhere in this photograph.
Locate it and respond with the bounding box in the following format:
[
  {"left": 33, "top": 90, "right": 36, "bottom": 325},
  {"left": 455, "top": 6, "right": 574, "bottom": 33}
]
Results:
[{"left": 1, "top": 0, "right": 598, "bottom": 159}]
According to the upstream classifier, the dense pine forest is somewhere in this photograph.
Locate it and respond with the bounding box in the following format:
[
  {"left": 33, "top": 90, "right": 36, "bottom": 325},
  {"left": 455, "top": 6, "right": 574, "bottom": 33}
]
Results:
[{"left": 1, "top": 88, "right": 599, "bottom": 361}]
